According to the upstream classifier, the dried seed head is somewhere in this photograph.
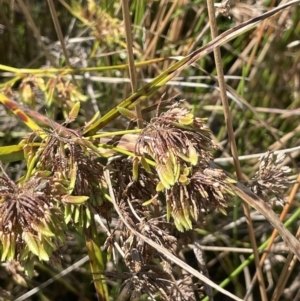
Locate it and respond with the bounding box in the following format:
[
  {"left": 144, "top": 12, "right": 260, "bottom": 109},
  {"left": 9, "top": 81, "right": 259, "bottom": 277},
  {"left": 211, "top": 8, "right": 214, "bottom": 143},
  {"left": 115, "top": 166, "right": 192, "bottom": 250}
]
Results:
[
  {"left": 107, "top": 158, "right": 179, "bottom": 268},
  {"left": 133, "top": 105, "right": 235, "bottom": 232},
  {"left": 36, "top": 130, "right": 110, "bottom": 227},
  {"left": 166, "top": 165, "right": 234, "bottom": 231},
  {"left": 251, "top": 151, "right": 292, "bottom": 205},
  {"left": 0, "top": 169, "right": 65, "bottom": 264},
  {"left": 102, "top": 266, "right": 174, "bottom": 301},
  {"left": 109, "top": 157, "right": 157, "bottom": 207},
  {"left": 135, "top": 107, "right": 218, "bottom": 190}
]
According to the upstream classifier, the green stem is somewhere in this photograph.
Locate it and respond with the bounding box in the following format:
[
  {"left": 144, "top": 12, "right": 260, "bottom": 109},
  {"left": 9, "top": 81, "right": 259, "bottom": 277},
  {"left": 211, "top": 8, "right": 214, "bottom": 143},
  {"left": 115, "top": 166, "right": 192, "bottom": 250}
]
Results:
[{"left": 85, "top": 219, "right": 109, "bottom": 301}]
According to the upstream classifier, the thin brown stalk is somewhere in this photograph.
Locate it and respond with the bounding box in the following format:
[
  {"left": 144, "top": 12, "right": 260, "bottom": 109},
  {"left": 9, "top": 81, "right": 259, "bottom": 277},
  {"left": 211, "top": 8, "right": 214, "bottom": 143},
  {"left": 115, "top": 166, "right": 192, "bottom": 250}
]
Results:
[
  {"left": 270, "top": 229, "right": 300, "bottom": 301},
  {"left": 168, "top": 0, "right": 188, "bottom": 43},
  {"left": 46, "top": 0, "right": 72, "bottom": 69},
  {"left": 121, "top": 0, "right": 143, "bottom": 129},
  {"left": 226, "top": 177, "right": 300, "bottom": 261},
  {"left": 249, "top": 0, "right": 291, "bottom": 80},
  {"left": 8, "top": 0, "right": 15, "bottom": 62},
  {"left": 193, "top": 242, "right": 214, "bottom": 301},
  {"left": 14, "top": 256, "right": 90, "bottom": 301},
  {"left": 142, "top": 0, "right": 177, "bottom": 59},
  {"left": 206, "top": 1, "right": 267, "bottom": 300},
  {"left": 17, "top": 0, "right": 54, "bottom": 65},
  {"left": 244, "top": 172, "right": 300, "bottom": 300}
]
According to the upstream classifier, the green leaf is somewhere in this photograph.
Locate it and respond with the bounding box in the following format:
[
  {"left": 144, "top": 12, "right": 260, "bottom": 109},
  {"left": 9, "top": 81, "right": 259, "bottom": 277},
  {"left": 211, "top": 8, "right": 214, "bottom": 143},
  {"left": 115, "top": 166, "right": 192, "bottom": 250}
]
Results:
[
  {"left": 176, "top": 213, "right": 191, "bottom": 231},
  {"left": 31, "top": 222, "right": 55, "bottom": 237},
  {"left": 70, "top": 88, "right": 88, "bottom": 102},
  {"left": 38, "top": 243, "right": 50, "bottom": 261},
  {"left": 73, "top": 205, "right": 81, "bottom": 223},
  {"left": 165, "top": 157, "right": 175, "bottom": 185},
  {"left": 178, "top": 113, "right": 194, "bottom": 125},
  {"left": 67, "top": 101, "right": 80, "bottom": 123},
  {"left": 188, "top": 144, "right": 198, "bottom": 166},
  {"left": 117, "top": 107, "right": 137, "bottom": 120},
  {"left": 176, "top": 151, "right": 193, "bottom": 164},
  {"left": 36, "top": 77, "right": 46, "bottom": 92},
  {"left": 43, "top": 236, "right": 57, "bottom": 250},
  {"left": 63, "top": 195, "right": 89, "bottom": 204},
  {"left": 22, "top": 232, "right": 39, "bottom": 257},
  {"left": 174, "top": 163, "right": 181, "bottom": 182},
  {"left": 142, "top": 195, "right": 157, "bottom": 206},
  {"left": 7, "top": 232, "right": 16, "bottom": 261},
  {"left": 0, "top": 145, "right": 25, "bottom": 163},
  {"left": 19, "top": 245, "right": 30, "bottom": 261},
  {"left": 85, "top": 206, "right": 91, "bottom": 228},
  {"left": 132, "top": 156, "right": 139, "bottom": 181},
  {"left": 23, "top": 259, "right": 35, "bottom": 278},
  {"left": 181, "top": 195, "right": 192, "bottom": 229},
  {"left": 179, "top": 174, "right": 189, "bottom": 185},
  {"left": 140, "top": 156, "right": 152, "bottom": 173},
  {"left": 174, "top": 218, "right": 184, "bottom": 232},
  {"left": 156, "top": 181, "right": 165, "bottom": 192},
  {"left": 219, "top": 207, "right": 228, "bottom": 215},
  {"left": 85, "top": 111, "right": 100, "bottom": 129},
  {"left": 226, "top": 177, "right": 237, "bottom": 184},
  {"left": 64, "top": 204, "right": 72, "bottom": 224},
  {"left": 156, "top": 164, "right": 173, "bottom": 189},
  {"left": 169, "top": 151, "right": 180, "bottom": 182},
  {"left": 78, "top": 206, "right": 85, "bottom": 230},
  {"left": 183, "top": 167, "right": 191, "bottom": 176},
  {"left": 0, "top": 233, "right": 10, "bottom": 261},
  {"left": 68, "top": 162, "right": 78, "bottom": 194}
]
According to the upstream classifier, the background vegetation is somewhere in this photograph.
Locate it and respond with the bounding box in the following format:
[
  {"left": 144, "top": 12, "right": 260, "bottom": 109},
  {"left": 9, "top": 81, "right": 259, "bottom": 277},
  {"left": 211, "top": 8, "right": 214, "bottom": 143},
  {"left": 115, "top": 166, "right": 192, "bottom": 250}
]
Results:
[{"left": 0, "top": 0, "right": 300, "bottom": 300}]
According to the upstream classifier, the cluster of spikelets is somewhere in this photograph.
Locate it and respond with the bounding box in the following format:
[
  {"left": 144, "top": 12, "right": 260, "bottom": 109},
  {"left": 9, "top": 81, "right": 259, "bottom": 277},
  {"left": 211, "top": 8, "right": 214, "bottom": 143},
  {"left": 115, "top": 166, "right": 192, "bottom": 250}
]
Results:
[
  {"left": 102, "top": 107, "right": 293, "bottom": 300},
  {"left": 0, "top": 129, "right": 109, "bottom": 273},
  {"left": 134, "top": 107, "right": 236, "bottom": 232},
  {"left": 0, "top": 101, "right": 293, "bottom": 298},
  {"left": 97, "top": 107, "right": 239, "bottom": 300},
  {"left": 0, "top": 167, "right": 66, "bottom": 278},
  {"left": 104, "top": 156, "right": 202, "bottom": 300},
  {"left": 250, "top": 151, "right": 292, "bottom": 205}
]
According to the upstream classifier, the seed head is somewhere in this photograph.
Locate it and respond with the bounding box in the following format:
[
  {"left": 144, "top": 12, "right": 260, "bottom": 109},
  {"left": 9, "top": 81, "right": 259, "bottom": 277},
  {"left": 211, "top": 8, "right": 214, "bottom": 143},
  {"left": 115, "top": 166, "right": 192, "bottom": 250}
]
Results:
[
  {"left": 251, "top": 151, "right": 292, "bottom": 205},
  {"left": 166, "top": 165, "right": 235, "bottom": 231},
  {"left": 135, "top": 107, "right": 218, "bottom": 190},
  {"left": 0, "top": 167, "right": 65, "bottom": 266}
]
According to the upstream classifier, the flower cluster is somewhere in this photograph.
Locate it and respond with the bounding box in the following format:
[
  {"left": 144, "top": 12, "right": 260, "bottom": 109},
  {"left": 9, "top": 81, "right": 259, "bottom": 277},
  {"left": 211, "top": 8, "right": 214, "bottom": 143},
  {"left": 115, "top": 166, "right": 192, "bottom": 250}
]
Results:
[
  {"left": 250, "top": 151, "right": 292, "bottom": 205},
  {"left": 0, "top": 167, "right": 65, "bottom": 268},
  {"left": 135, "top": 106, "right": 234, "bottom": 231}
]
